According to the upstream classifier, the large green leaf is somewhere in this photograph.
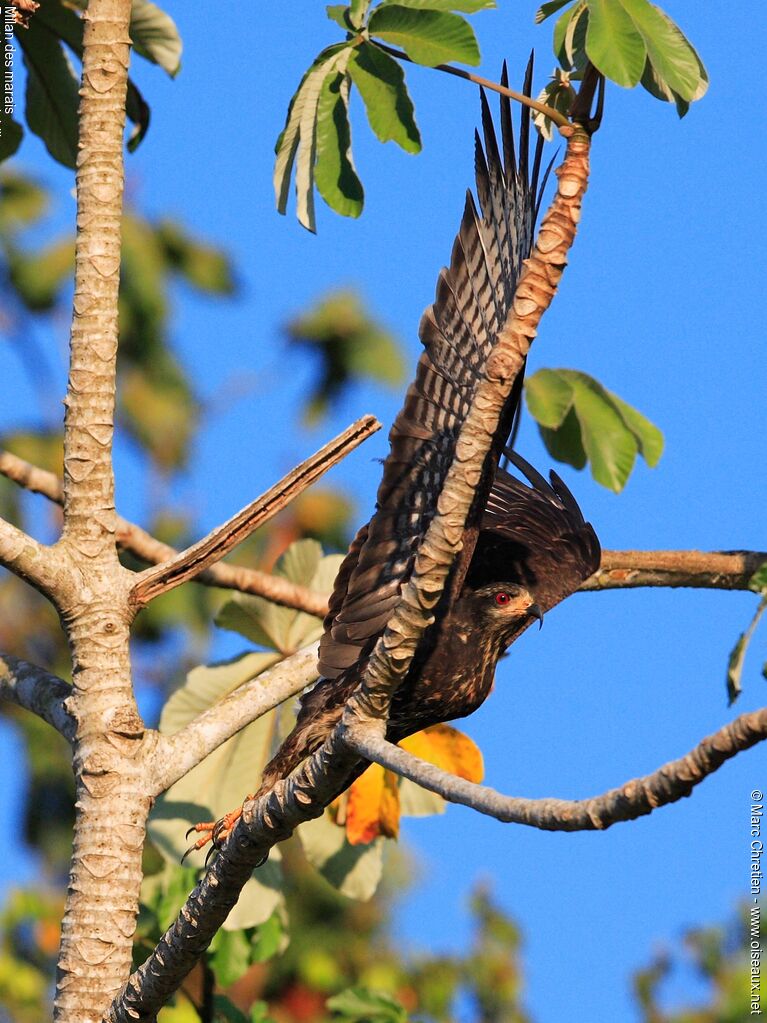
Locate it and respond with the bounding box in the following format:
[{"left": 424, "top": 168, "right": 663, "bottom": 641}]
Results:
[
  {"left": 525, "top": 368, "right": 663, "bottom": 492},
  {"left": 297, "top": 812, "right": 385, "bottom": 900},
  {"left": 524, "top": 367, "right": 574, "bottom": 428},
  {"left": 619, "top": 0, "right": 707, "bottom": 103},
  {"left": 368, "top": 5, "right": 480, "bottom": 67},
  {"left": 130, "top": 0, "right": 182, "bottom": 77},
  {"left": 553, "top": 0, "right": 588, "bottom": 69},
  {"left": 216, "top": 540, "right": 342, "bottom": 654},
  {"left": 274, "top": 44, "right": 353, "bottom": 231},
  {"left": 585, "top": 0, "right": 646, "bottom": 88},
  {"left": 315, "top": 73, "right": 364, "bottom": 219},
  {"left": 348, "top": 43, "right": 421, "bottom": 154},
  {"left": 19, "top": 21, "right": 79, "bottom": 169}
]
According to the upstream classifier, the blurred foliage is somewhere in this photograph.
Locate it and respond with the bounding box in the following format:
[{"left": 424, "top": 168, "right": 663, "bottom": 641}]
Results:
[
  {"left": 633, "top": 902, "right": 763, "bottom": 1022},
  {"left": 285, "top": 290, "right": 406, "bottom": 425},
  {"left": 0, "top": 0, "right": 182, "bottom": 168},
  {"left": 725, "top": 565, "right": 767, "bottom": 706}
]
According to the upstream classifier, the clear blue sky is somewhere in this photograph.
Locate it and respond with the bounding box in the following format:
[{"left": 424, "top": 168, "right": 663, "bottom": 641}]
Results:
[{"left": 0, "top": 4, "right": 764, "bottom": 1021}]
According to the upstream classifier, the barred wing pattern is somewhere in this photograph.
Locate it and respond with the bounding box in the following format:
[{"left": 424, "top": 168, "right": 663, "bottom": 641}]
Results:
[
  {"left": 319, "top": 61, "right": 549, "bottom": 679},
  {"left": 469, "top": 452, "right": 601, "bottom": 611}
]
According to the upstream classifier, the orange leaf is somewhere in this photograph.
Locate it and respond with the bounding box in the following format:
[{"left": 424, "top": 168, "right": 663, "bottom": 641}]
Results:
[
  {"left": 400, "top": 724, "right": 484, "bottom": 783},
  {"left": 345, "top": 762, "right": 401, "bottom": 845}
]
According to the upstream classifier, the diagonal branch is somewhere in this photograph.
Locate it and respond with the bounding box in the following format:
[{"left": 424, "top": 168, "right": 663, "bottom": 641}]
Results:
[
  {"left": 345, "top": 707, "right": 767, "bottom": 830},
  {"left": 130, "top": 415, "right": 380, "bottom": 608},
  {"left": 0, "top": 654, "right": 75, "bottom": 741},
  {"left": 149, "top": 644, "right": 320, "bottom": 795},
  {"left": 0, "top": 449, "right": 328, "bottom": 615}
]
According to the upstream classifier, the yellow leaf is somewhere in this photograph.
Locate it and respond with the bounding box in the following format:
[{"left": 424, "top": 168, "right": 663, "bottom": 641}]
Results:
[
  {"left": 345, "top": 763, "right": 401, "bottom": 845},
  {"left": 400, "top": 724, "right": 484, "bottom": 783},
  {"left": 342, "top": 724, "right": 483, "bottom": 845}
]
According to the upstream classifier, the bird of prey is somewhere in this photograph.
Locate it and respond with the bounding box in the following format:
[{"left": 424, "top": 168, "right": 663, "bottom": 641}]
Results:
[{"left": 187, "top": 58, "right": 600, "bottom": 855}]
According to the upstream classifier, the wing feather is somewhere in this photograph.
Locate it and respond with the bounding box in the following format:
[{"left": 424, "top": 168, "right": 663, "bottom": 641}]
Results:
[{"left": 318, "top": 59, "right": 549, "bottom": 679}]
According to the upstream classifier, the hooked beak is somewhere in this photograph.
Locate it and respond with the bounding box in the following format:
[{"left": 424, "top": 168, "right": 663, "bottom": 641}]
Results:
[{"left": 528, "top": 602, "right": 544, "bottom": 630}]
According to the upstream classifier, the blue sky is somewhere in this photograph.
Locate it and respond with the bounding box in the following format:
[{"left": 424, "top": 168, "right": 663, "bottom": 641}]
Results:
[{"left": 0, "top": 3, "right": 765, "bottom": 1021}]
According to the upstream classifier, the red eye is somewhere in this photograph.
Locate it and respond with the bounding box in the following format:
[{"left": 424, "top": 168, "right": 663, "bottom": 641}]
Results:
[{"left": 494, "top": 591, "right": 511, "bottom": 606}]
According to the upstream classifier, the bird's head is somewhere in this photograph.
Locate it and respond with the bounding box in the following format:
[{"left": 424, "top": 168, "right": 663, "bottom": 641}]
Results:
[{"left": 460, "top": 582, "right": 543, "bottom": 647}]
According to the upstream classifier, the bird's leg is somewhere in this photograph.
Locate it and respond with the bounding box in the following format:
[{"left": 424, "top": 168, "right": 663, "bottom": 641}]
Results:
[{"left": 182, "top": 798, "right": 253, "bottom": 862}]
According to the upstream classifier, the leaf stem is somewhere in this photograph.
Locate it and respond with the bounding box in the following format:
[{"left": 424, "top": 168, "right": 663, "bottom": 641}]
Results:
[{"left": 371, "top": 41, "right": 572, "bottom": 130}]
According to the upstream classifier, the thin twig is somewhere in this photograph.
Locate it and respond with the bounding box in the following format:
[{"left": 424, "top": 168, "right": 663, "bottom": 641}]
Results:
[
  {"left": 372, "top": 41, "right": 571, "bottom": 129},
  {"left": 345, "top": 707, "right": 767, "bottom": 830},
  {"left": 130, "top": 415, "right": 380, "bottom": 607},
  {"left": 0, "top": 654, "right": 75, "bottom": 741}
]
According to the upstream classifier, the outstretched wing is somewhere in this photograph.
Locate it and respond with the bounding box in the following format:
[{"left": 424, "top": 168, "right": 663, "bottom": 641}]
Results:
[
  {"left": 468, "top": 451, "right": 601, "bottom": 611},
  {"left": 318, "top": 59, "right": 551, "bottom": 679}
]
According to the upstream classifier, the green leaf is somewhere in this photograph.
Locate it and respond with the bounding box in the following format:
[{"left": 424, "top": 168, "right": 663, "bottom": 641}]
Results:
[
  {"left": 130, "top": 0, "right": 183, "bottom": 77},
  {"left": 726, "top": 597, "right": 767, "bottom": 706},
  {"left": 524, "top": 368, "right": 574, "bottom": 428},
  {"left": 585, "top": 0, "right": 646, "bottom": 88},
  {"left": 250, "top": 910, "right": 285, "bottom": 962},
  {"left": 618, "top": 0, "right": 707, "bottom": 102},
  {"left": 348, "top": 43, "right": 421, "bottom": 154},
  {"left": 216, "top": 540, "right": 342, "bottom": 653},
  {"left": 286, "top": 289, "right": 406, "bottom": 424},
  {"left": 274, "top": 44, "right": 353, "bottom": 231},
  {"left": 327, "top": 4, "right": 352, "bottom": 29},
  {"left": 604, "top": 386, "right": 664, "bottom": 467},
  {"left": 539, "top": 406, "right": 587, "bottom": 471},
  {"left": 0, "top": 115, "right": 23, "bottom": 163},
  {"left": 536, "top": 0, "right": 573, "bottom": 24},
  {"left": 379, "top": 0, "right": 495, "bottom": 11},
  {"left": 298, "top": 812, "right": 385, "bottom": 900},
  {"left": 368, "top": 6, "right": 480, "bottom": 67},
  {"left": 147, "top": 649, "right": 290, "bottom": 925},
  {"left": 0, "top": 173, "right": 48, "bottom": 230},
  {"left": 156, "top": 219, "right": 236, "bottom": 294},
  {"left": 9, "top": 237, "right": 74, "bottom": 311},
  {"left": 553, "top": 0, "right": 588, "bottom": 69},
  {"left": 327, "top": 987, "right": 408, "bottom": 1023},
  {"left": 532, "top": 71, "right": 576, "bottom": 141},
  {"left": 528, "top": 369, "right": 664, "bottom": 492},
  {"left": 564, "top": 372, "right": 638, "bottom": 491},
  {"left": 126, "top": 82, "right": 151, "bottom": 151},
  {"left": 209, "top": 930, "right": 253, "bottom": 988},
  {"left": 19, "top": 22, "right": 79, "bottom": 169},
  {"left": 350, "top": 0, "right": 372, "bottom": 27},
  {"left": 315, "top": 73, "right": 364, "bottom": 218}
]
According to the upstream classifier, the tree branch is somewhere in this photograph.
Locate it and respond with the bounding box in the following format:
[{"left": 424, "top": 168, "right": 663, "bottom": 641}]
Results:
[
  {"left": 0, "top": 654, "right": 75, "bottom": 740},
  {"left": 129, "top": 415, "right": 380, "bottom": 608},
  {"left": 345, "top": 707, "right": 767, "bottom": 830},
  {"left": 149, "top": 644, "right": 320, "bottom": 795},
  {"left": 0, "top": 516, "right": 55, "bottom": 592},
  {"left": 581, "top": 549, "right": 767, "bottom": 592},
  {"left": 0, "top": 448, "right": 328, "bottom": 616}
]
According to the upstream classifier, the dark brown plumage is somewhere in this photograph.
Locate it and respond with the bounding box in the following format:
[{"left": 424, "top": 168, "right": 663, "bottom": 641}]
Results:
[{"left": 187, "top": 59, "right": 600, "bottom": 856}]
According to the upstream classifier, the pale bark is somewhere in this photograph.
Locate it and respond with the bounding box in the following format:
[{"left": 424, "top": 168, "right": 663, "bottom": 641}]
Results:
[{"left": 345, "top": 709, "right": 767, "bottom": 829}]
